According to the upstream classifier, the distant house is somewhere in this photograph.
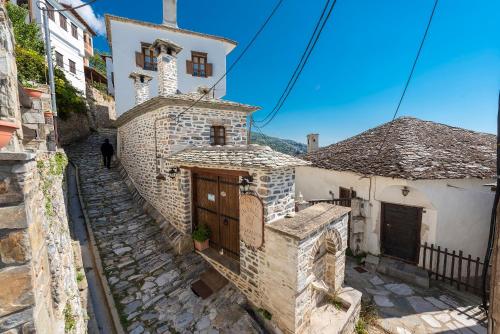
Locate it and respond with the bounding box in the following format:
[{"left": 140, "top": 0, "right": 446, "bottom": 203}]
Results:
[
  {"left": 105, "top": 0, "right": 237, "bottom": 116},
  {"left": 297, "top": 117, "right": 496, "bottom": 263}
]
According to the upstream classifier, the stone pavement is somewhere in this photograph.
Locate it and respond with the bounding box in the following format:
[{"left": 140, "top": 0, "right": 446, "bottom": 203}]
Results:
[
  {"left": 66, "top": 131, "right": 260, "bottom": 334},
  {"left": 345, "top": 258, "right": 487, "bottom": 334}
]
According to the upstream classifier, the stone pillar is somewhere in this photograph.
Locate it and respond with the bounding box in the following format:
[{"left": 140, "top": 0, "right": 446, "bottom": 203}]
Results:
[
  {"left": 152, "top": 39, "right": 183, "bottom": 97},
  {"left": 307, "top": 134, "right": 319, "bottom": 153},
  {"left": 129, "top": 72, "right": 153, "bottom": 105}
]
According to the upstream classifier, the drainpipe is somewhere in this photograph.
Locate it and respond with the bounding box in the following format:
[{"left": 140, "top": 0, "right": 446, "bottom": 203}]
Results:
[{"left": 483, "top": 91, "right": 500, "bottom": 309}]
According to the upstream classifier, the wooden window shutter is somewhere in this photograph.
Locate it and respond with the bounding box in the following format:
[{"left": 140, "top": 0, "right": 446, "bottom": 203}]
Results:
[
  {"left": 186, "top": 60, "right": 194, "bottom": 74},
  {"left": 135, "top": 51, "right": 144, "bottom": 68},
  {"left": 206, "top": 63, "right": 213, "bottom": 77}
]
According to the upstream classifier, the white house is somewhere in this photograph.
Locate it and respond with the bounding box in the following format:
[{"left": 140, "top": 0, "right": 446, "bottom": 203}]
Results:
[
  {"left": 297, "top": 117, "right": 496, "bottom": 264},
  {"left": 105, "top": 0, "right": 237, "bottom": 117}
]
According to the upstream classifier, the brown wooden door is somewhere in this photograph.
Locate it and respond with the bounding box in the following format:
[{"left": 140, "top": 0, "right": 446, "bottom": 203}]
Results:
[
  {"left": 381, "top": 203, "right": 422, "bottom": 263},
  {"left": 193, "top": 172, "right": 240, "bottom": 260}
]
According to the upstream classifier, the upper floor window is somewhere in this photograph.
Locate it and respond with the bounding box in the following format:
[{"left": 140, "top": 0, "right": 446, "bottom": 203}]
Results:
[
  {"left": 135, "top": 43, "right": 157, "bottom": 71},
  {"left": 210, "top": 126, "right": 225, "bottom": 146},
  {"left": 71, "top": 23, "right": 78, "bottom": 39},
  {"left": 47, "top": 4, "right": 55, "bottom": 21},
  {"left": 186, "top": 51, "right": 213, "bottom": 78},
  {"left": 59, "top": 13, "right": 67, "bottom": 31},
  {"left": 55, "top": 51, "right": 63, "bottom": 68},
  {"left": 69, "top": 59, "right": 76, "bottom": 74}
]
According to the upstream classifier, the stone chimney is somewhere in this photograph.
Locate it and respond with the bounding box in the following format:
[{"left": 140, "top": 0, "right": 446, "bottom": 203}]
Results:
[
  {"left": 152, "top": 39, "right": 183, "bottom": 97},
  {"left": 307, "top": 133, "right": 319, "bottom": 153},
  {"left": 163, "top": 0, "right": 178, "bottom": 28},
  {"left": 129, "top": 72, "right": 152, "bottom": 105}
]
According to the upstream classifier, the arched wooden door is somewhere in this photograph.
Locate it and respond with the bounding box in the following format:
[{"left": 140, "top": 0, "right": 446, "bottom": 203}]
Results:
[{"left": 192, "top": 171, "right": 240, "bottom": 260}]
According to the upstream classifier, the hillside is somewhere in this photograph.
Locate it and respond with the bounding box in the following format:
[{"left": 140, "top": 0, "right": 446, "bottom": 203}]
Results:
[{"left": 251, "top": 132, "right": 307, "bottom": 156}]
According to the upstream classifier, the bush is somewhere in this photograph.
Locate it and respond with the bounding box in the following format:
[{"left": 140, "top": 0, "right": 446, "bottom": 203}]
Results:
[
  {"left": 192, "top": 225, "right": 211, "bottom": 242},
  {"left": 6, "top": 2, "right": 44, "bottom": 55},
  {"left": 54, "top": 68, "right": 88, "bottom": 119},
  {"left": 15, "top": 46, "right": 46, "bottom": 86}
]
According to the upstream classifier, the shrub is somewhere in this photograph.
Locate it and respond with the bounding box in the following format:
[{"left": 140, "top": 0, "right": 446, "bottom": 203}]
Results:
[
  {"left": 15, "top": 46, "right": 46, "bottom": 86},
  {"left": 54, "top": 68, "right": 88, "bottom": 119},
  {"left": 192, "top": 224, "right": 211, "bottom": 242},
  {"left": 6, "top": 2, "right": 44, "bottom": 55}
]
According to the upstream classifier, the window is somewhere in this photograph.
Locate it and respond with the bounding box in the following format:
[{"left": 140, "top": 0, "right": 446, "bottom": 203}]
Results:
[
  {"left": 69, "top": 59, "right": 76, "bottom": 74},
  {"left": 142, "top": 45, "right": 157, "bottom": 71},
  {"left": 210, "top": 126, "right": 225, "bottom": 146},
  {"left": 71, "top": 23, "right": 78, "bottom": 39},
  {"left": 55, "top": 51, "right": 63, "bottom": 68},
  {"left": 59, "top": 13, "right": 67, "bottom": 31},
  {"left": 47, "top": 3, "right": 55, "bottom": 21},
  {"left": 186, "top": 51, "right": 213, "bottom": 77}
]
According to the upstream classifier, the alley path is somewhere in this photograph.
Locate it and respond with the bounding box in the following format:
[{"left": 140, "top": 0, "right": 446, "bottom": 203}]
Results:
[{"left": 66, "top": 131, "right": 259, "bottom": 334}]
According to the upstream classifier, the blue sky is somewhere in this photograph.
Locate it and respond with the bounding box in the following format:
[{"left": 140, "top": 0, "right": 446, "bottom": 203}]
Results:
[{"left": 91, "top": 0, "right": 500, "bottom": 145}]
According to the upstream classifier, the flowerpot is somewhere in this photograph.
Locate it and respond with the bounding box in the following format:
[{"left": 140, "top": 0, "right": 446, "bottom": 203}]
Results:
[
  {"left": 0, "top": 121, "right": 19, "bottom": 149},
  {"left": 24, "top": 87, "right": 44, "bottom": 98},
  {"left": 194, "top": 239, "right": 209, "bottom": 252}
]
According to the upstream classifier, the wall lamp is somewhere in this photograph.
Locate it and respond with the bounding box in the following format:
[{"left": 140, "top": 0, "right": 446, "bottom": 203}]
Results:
[
  {"left": 168, "top": 167, "right": 180, "bottom": 179},
  {"left": 239, "top": 176, "right": 254, "bottom": 194},
  {"left": 402, "top": 186, "right": 410, "bottom": 197}
]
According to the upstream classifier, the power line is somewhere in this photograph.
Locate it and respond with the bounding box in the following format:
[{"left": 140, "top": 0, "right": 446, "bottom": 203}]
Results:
[
  {"left": 375, "top": 0, "right": 439, "bottom": 155},
  {"left": 175, "top": 0, "right": 286, "bottom": 122},
  {"left": 254, "top": 0, "right": 338, "bottom": 129}
]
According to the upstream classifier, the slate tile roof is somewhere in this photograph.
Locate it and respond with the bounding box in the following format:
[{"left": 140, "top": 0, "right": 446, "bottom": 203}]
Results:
[
  {"left": 167, "top": 144, "right": 310, "bottom": 170},
  {"left": 302, "top": 117, "right": 496, "bottom": 180}
]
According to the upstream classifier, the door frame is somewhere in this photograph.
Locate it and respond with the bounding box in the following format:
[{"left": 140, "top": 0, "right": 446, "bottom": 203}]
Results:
[
  {"left": 380, "top": 202, "right": 423, "bottom": 264},
  {"left": 190, "top": 167, "right": 247, "bottom": 260}
]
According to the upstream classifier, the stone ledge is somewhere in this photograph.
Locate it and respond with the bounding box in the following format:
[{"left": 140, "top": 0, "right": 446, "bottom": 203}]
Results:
[
  {"left": 0, "top": 205, "right": 28, "bottom": 229},
  {"left": 0, "top": 152, "right": 36, "bottom": 161}
]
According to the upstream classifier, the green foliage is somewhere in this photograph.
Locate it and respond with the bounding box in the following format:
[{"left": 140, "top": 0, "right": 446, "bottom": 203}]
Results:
[
  {"left": 251, "top": 132, "right": 307, "bottom": 156},
  {"left": 54, "top": 68, "right": 88, "bottom": 119},
  {"left": 326, "top": 295, "right": 344, "bottom": 310},
  {"left": 15, "top": 46, "right": 46, "bottom": 86},
  {"left": 90, "top": 80, "right": 108, "bottom": 95},
  {"left": 192, "top": 224, "right": 211, "bottom": 242},
  {"left": 76, "top": 271, "right": 85, "bottom": 283},
  {"left": 258, "top": 308, "right": 272, "bottom": 320},
  {"left": 63, "top": 303, "right": 76, "bottom": 332},
  {"left": 89, "top": 49, "right": 108, "bottom": 76},
  {"left": 355, "top": 301, "right": 378, "bottom": 334},
  {"left": 6, "top": 2, "right": 44, "bottom": 55}
]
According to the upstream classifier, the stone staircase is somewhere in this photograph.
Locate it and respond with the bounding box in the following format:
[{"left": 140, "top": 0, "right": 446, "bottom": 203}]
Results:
[{"left": 66, "top": 131, "right": 259, "bottom": 334}]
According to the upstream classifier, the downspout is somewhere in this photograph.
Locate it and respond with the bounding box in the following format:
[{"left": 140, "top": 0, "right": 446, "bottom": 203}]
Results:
[{"left": 482, "top": 91, "right": 500, "bottom": 309}]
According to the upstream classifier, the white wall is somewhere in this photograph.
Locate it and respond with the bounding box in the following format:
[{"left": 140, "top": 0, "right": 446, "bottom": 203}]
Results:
[
  {"left": 109, "top": 19, "right": 234, "bottom": 116},
  {"left": 104, "top": 56, "right": 114, "bottom": 95},
  {"left": 296, "top": 166, "right": 495, "bottom": 260},
  {"left": 30, "top": 0, "right": 87, "bottom": 95}
]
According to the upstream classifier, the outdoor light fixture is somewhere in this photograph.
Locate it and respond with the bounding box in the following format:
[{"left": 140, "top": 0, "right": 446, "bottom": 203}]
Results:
[
  {"left": 239, "top": 176, "right": 254, "bottom": 194},
  {"left": 402, "top": 186, "right": 410, "bottom": 197},
  {"left": 168, "top": 167, "right": 180, "bottom": 179},
  {"left": 156, "top": 173, "right": 166, "bottom": 181}
]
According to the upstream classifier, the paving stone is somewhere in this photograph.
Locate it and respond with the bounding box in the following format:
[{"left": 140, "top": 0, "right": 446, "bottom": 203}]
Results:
[
  {"left": 421, "top": 314, "right": 441, "bottom": 328},
  {"left": 384, "top": 283, "right": 414, "bottom": 296},
  {"left": 435, "top": 313, "right": 452, "bottom": 323},
  {"left": 406, "top": 296, "right": 439, "bottom": 313},
  {"left": 425, "top": 296, "right": 450, "bottom": 310},
  {"left": 369, "top": 275, "right": 385, "bottom": 286},
  {"left": 366, "top": 288, "right": 391, "bottom": 296},
  {"left": 373, "top": 295, "right": 394, "bottom": 307}
]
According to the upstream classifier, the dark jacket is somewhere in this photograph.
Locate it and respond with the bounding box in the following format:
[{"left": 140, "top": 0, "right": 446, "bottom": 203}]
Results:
[{"left": 101, "top": 142, "right": 114, "bottom": 156}]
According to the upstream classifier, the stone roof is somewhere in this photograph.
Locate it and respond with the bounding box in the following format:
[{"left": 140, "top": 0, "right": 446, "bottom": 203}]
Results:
[
  {"left": 105, "top": 15, "right": 237, "bottom": 51},
  {"left": 166, "top": 145, "right": 311, "bottom": 170},
  {"left": 115, "top": 95, "right": 260, "bottom": 127},
  {"left": 303, "top": 117, "right": 496, "bottom": 180},
  {"left": 267, "top": 203, "right": 351, "bottom": 240}
]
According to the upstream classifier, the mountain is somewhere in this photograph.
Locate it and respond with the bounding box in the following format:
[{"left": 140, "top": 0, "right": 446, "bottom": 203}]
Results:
[{"left": 251, "top": 132, "right": 307, "bottom": 156}]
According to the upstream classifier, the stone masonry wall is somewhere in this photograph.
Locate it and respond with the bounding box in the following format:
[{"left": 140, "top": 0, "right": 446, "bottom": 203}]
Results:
[
  {"left": 118, "top": 105, "right": 247, "bottom": 235},
  {"left": 57, "top": 112, "right": 91, "bottom": 146},
  {"left": 86, "top": 85, "right": 116, "bottom": 129},
  {"left": 0, "top": 153, "right": 85, "bottom": 334}
]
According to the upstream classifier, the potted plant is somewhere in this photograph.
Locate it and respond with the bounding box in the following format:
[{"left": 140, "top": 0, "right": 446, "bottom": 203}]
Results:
[
  {"left": 192, "top": 224, "right": 211, "bottom": 251},
  {"left": 24, "top": 87, "right": 44, "bottom": 98},
  {"left": 0, "top": 120, "right": 19, "bottom": 149}
]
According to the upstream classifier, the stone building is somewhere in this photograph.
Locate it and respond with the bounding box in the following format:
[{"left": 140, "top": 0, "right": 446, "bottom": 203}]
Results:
[{"left": 116, "top": 37, "right": 360, "bottom": 333}]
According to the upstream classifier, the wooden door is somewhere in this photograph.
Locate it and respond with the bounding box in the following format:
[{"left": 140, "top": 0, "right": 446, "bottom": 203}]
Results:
[
  {"left": 193, "top": 172, "right": 240, "bottom": 260},
  {"left": 381, "top": 203, "right": 422, "bottom": 263}
]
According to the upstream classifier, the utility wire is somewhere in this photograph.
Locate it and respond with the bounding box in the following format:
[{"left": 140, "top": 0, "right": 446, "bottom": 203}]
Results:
[
  {"left": 175, "top": 0, "right": 286, "bottom": 122},
  {"left": 254, "top": 0, "right": 338, "bottom": 129},
  {"left": 375, "top": 0, "right": 439, "bottom": 155}
]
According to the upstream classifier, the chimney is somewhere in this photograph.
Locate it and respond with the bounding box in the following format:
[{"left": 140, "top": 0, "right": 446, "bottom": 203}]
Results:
[
  {"left": 152, "top": 39, "right": 183, "bottom": 97},
  {"left": 307, "top": 133, "right": 319, "bottom": 153},
  {"left": 129, "top": 72, "right": 153, "bottom": 105},
  {"left": 163, "top": 0, "right": 178, "bottom": 28}
]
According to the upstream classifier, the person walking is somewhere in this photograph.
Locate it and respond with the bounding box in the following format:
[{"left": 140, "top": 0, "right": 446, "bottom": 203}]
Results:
[{"left": 100, "top": 139, "right": 114, "bottom": 169}]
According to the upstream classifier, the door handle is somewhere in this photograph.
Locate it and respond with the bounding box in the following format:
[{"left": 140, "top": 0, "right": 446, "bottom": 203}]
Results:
[{"left": 223, "top": 218, "right": 229, "bottom": 226}]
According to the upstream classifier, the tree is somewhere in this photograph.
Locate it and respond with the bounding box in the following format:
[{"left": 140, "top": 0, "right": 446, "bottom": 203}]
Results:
[
  {"left": 6, "top": 2, "right": 44, "bottom": 55},
  {"left": 89, "top": 49, "right": 108, "bottom": 76}
]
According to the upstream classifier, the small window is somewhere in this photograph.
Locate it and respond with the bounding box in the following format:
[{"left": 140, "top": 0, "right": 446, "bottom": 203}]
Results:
[
  {"left": 71, "top": 23, "right": 78, "bottom": 39},
  {"left": 210, "top": 126, "right": 225, "bottom": 146},
  {"left": 47, "top": 3, "right": 55, "bottom": 21},
  {"left": 59, "top": 13, "right": 67, "bottom": 31},
  {"left": 192, "top": 52, "right": 207, "bottom": 77},
  {"left": 69, "top": 59, "right": 76, "bottom": 74},
  {"left": 141, "top": 44, "right": 157, "bottom": 71},
  {"left": 55, "top": 51, "right": 63, "bottom": 68}
]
